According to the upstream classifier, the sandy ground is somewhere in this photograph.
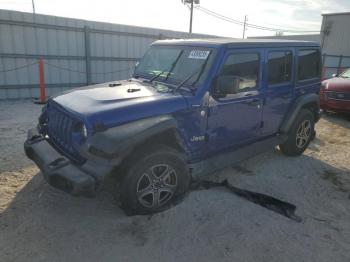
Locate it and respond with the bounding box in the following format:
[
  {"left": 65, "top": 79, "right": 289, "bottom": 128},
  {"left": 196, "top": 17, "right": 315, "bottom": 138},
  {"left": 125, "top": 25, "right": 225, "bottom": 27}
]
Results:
[{"left": 0, "top": 100, "right": 350, "bottom": 262}]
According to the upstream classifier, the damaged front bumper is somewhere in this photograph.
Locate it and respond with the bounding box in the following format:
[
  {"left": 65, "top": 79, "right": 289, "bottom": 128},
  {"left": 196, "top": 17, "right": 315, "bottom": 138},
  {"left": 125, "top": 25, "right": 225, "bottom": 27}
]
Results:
[{"left": 24, "top": 128, "right": 113, "bottom": 197}]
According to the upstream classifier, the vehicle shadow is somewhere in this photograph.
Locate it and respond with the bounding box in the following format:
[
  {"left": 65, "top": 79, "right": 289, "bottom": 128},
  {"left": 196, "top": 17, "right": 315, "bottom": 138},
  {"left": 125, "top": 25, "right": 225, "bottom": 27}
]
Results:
[
  {"left": 321, "top": 112, "right": 350, "bottom": 129},
  {"left": 1, "top": 150, "right": 350, "bottom": 262}
]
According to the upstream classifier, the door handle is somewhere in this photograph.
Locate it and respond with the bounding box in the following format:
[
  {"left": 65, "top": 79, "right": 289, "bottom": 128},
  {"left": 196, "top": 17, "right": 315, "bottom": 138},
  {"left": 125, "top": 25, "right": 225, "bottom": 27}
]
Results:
[{"left": 243, "top": 98, "right": 261, "bottom": 106}]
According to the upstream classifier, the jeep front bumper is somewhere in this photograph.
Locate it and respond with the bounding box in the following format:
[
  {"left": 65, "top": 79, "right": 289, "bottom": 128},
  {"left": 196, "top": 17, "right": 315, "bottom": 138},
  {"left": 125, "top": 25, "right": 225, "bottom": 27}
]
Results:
[{"left": 24, "top": 128, "right": 113, "bottom": 197}]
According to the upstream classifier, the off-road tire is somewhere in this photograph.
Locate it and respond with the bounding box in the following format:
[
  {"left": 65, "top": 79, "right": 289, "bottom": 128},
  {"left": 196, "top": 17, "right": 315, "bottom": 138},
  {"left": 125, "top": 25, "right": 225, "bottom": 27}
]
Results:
[
  {"left": 118, "top": 144, "right": 190, "bottom": 216},
  {"left": 279, "top": 109, "right": 315, "bottom": 156}
]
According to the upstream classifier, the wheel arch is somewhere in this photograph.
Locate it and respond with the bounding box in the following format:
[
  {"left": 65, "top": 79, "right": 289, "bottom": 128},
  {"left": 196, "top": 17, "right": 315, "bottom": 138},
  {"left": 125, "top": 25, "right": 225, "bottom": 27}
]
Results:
[
  {"left": 130, "top": 128, "right": 186, "bottom": 155},
  {"left": 280, "top": 93, "right": 320, "bottom": 133},
  {"left": 302, "top": 101, "right": 320, "bottom": 123},
  {"left": 84, "top": 115, "right": 188, "bottom": 164}
]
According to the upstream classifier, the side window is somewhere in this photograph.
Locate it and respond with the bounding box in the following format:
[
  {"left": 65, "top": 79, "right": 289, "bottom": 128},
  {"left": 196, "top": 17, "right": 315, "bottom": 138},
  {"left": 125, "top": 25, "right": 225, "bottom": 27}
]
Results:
[
  {"left": 268, "top": 51, "right": 292, "bottom": 85},
  {"left": 298, "top": 49, "right": 321, "bottom": 81},
  {"left": 220, "top": 53, "right": 259, "bottom": 92}
]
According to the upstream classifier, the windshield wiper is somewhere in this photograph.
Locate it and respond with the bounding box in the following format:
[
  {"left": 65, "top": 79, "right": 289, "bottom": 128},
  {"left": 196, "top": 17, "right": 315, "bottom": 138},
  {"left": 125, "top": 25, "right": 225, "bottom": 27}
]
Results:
[
  {"left": 146, "top": 50, "right": 184, "bottom": 84},
  {"left": 164, "top": 50, "right": 184, "bottom": 81},
  {"left": 174, "top": 51, "right": 212, "bottom": 93},
  {"left": 148, "top": 70, "right": 166, "bottom": 83},
  {"left": 174, "top": 69, "right": 201, "bottom": 92}
]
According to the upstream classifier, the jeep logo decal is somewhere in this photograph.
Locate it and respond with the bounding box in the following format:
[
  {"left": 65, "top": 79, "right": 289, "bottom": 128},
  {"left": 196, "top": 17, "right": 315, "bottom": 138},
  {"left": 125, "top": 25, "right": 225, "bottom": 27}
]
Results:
[{"left": 190, "top": 135, "right": 205, "bottom": 142}]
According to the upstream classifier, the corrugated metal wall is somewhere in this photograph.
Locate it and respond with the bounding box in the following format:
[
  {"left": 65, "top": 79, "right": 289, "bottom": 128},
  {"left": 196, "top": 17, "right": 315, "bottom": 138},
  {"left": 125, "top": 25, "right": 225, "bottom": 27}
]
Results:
[
  {"left": 0, "top": 9, "right": 214, "bottom": 99},
  {"left": 320, "top": 13, "right": 350, "bottom": 79},
  {"left": 321, "top": 12, "right": 350, "bottom": 56}
]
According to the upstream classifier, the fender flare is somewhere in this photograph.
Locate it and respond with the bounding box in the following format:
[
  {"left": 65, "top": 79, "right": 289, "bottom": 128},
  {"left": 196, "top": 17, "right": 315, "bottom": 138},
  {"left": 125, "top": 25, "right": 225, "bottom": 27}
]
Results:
[
  {"left": 83, "top": 115, "right": 182, "bottom": 160},
  {"left": 279, "top": 93, "right": 320, "bottom": 133}
]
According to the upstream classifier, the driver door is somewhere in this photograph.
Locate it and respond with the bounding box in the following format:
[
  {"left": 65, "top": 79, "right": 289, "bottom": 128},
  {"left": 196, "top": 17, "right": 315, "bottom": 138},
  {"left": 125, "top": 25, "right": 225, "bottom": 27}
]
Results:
[{"left": 206, "top": 49, "right": 264, "bottom": 154}]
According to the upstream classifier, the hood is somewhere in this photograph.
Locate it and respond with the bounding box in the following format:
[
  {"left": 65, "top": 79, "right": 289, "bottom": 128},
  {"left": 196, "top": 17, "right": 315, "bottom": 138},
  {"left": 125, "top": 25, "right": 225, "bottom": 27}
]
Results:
[
  {"left": 52, "top": 80, "right": 189, "bottom": 129},
  {"left": 323, "top": 77, "right": 350, "bottom": 92}
]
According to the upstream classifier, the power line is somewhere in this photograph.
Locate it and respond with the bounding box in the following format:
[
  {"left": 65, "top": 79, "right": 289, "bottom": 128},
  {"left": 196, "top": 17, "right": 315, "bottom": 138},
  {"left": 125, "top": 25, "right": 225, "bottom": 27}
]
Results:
[
  {"left": 196, "top": 6, "right": 321, "bottom": 33},
  {"left": 198, "top": 6, "right": 321, "bottom": 33},
  {"left": 196, "top": 6, "right": 244, "bottom": 26}
]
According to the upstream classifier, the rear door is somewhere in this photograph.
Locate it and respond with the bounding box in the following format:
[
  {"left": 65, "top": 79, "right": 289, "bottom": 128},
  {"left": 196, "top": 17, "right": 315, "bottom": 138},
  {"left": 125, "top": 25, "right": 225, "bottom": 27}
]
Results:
[
  {"left": 295, "top": 48, "right": 322, "bottom": 98},
  {"left": 261, "top": 48, "right": 295, "bottom": 136}
]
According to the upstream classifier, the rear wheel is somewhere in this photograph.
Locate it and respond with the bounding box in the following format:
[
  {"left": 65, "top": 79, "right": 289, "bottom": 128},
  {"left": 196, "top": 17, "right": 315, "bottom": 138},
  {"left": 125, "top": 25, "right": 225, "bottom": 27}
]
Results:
[
  {"left": 118, "top": 144, "right": 190, "bottom": 215},
  {"left": 279, "top": 109, "right": 315, "bottom": 156}
]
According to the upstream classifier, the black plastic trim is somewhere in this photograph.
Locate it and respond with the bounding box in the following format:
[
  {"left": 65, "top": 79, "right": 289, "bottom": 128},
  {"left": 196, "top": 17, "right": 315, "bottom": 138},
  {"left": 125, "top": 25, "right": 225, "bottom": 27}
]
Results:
[
  {"left": 24, "top": 128, "right": 108, "bottom": 197},
  {"left": 279, "top": 93, "right": 320, "bottom": 133},
  {"left": 84, "top": 115, "right": 179, "bottom": 160}
]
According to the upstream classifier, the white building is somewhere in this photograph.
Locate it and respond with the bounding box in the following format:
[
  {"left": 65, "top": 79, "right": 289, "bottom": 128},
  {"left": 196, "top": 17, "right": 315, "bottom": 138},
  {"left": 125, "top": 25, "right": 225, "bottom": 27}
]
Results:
[
  {"left": 250, "top": 12, "right": 350, "bottom": 78},
  {"left": 321, "top": 12, "right": 350, "bottom": 77},
  {"left": 321, "top": 12, "right": 350, "bottom": 56}
]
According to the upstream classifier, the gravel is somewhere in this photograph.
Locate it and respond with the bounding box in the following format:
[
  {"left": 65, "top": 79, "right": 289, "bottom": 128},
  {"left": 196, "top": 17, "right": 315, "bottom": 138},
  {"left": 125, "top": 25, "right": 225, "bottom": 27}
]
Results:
[{"left": 0, "top": 100, "right": 350, "bottom": 262}]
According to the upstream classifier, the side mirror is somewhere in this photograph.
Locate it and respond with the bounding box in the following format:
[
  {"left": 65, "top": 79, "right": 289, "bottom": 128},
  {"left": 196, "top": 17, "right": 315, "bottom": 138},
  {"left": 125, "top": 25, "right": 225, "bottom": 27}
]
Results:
[
  {"left": 332, "top": 73, "right": 338, "bottom": 78},
  {"left": 213, "top": 75, "right": 240, "bottom": 98}
]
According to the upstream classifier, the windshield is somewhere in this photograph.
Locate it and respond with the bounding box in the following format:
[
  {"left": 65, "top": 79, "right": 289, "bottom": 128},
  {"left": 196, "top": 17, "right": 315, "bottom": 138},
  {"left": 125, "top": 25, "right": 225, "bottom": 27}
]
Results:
[
  {"left": 340, "top": 69, "right": 350, "bottom": 78},
  {"left": 134, "top": 45, "right": 217, "bottom": 88}
]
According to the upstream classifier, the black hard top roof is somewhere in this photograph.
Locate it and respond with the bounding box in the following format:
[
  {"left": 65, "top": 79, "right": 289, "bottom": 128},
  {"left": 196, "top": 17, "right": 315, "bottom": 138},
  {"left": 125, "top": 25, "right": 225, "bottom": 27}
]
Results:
[{"left": 153, "top": 38, "right": 320, "bottom": 48}]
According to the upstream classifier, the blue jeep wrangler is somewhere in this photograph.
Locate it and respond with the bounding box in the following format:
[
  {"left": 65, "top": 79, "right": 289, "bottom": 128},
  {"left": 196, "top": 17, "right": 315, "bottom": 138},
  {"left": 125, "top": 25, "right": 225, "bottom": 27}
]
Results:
[{"left": 25, "top": 39, "right": 321, "bottom": 215}]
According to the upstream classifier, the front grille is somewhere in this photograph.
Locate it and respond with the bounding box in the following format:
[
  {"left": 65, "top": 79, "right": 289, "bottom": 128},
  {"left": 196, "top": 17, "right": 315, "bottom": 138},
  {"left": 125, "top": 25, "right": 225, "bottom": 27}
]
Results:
[
  {"left": 47, "top": 102, "right": 86, "bottom": 164},
  {"left": 325, "top": 91, "right": 350, "bottom": 101}
]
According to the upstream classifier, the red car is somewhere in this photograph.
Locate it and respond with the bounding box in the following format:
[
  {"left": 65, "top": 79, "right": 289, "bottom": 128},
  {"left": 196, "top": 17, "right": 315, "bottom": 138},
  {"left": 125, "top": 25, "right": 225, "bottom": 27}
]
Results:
[{"left": 320, "top": 69, "right": 350, "bottom": 113}]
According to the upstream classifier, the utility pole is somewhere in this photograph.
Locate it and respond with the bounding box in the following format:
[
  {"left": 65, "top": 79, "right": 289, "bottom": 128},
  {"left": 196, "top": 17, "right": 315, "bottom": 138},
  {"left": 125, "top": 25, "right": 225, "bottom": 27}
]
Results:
[
  {"left": 189, "top": 0, "right": 194, "bottom": 34},
  {"left": 32, "top": 0, "right": 36, "bottom": 14},
  {"left": 182, "top": 0, "right": 199, "bottom": 35},
  {"left": 242, "top": 15, "right": 247, "bottom": 39}
]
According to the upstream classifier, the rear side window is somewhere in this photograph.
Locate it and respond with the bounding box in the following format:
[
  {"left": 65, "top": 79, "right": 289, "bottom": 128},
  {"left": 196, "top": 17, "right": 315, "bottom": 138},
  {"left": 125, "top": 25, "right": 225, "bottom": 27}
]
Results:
[
  {"left": 220, "top": 53, "right": 259, "bottom": 92},
  {"left": 268, "top": 51, "right": 292, "bottom": 85},
  {"left": 298, "top": 49, "right": 321, "bottom": 81}
]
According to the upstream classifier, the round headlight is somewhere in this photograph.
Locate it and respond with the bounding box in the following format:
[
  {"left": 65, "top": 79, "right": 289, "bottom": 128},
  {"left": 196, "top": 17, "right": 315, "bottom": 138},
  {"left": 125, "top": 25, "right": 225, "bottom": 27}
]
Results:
[{"left": 82, "top": 124, "right": 88, "bottom": 138}]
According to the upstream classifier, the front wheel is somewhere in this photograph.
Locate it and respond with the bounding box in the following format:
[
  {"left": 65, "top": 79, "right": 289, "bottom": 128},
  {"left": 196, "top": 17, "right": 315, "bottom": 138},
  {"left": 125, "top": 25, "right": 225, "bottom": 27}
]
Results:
[
  {"left": 118, "top": 144, "right": 190, "bottom": 215},
  {"left": 279, "top": 109, "right": 315, "bottom": 156}
]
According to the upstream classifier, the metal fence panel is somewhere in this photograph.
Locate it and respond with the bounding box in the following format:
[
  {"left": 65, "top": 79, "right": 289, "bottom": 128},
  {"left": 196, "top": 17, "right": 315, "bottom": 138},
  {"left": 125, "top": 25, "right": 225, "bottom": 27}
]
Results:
[
  {"left": 323, "top": 54, "right": 350, "bottom": 79},
  {"left": 0, "top": 9, "right": 214, "bottom": 99},
  {"left": 341, "top": 57, "right": 350, "bottom": 68}
]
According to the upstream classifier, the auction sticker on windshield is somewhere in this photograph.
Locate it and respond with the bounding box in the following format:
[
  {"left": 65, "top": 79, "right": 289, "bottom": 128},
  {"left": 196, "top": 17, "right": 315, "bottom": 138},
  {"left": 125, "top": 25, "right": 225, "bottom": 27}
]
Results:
[{"left": 188, "top": 50, "right": 210, "bottom": 60}]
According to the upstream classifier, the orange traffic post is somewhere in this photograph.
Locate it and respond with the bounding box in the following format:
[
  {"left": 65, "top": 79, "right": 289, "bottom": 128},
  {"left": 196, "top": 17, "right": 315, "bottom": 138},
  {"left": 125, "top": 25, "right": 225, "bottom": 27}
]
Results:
[{"left": 39, "top": 58, "right": 46, "bottom": 104}]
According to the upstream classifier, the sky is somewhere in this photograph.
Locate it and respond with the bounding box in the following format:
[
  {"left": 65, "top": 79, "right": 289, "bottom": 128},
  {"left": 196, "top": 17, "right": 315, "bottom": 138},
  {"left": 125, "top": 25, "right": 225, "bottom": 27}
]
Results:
[{"left": 0, "top": 0, "right": 350, "bottom": 38}]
